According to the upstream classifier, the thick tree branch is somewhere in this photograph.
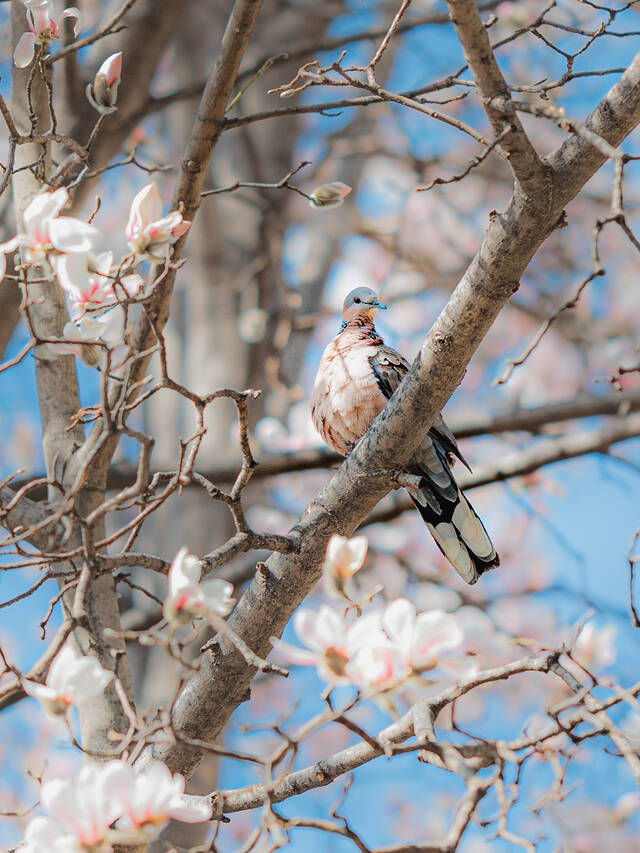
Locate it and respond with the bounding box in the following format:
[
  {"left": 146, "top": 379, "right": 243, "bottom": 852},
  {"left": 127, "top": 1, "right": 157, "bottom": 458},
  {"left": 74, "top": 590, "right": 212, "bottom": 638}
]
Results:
[
  {"left": 144, "top": 54, "right": 640, "bottom": 781},
  {"left": 446, "top": 0, "right": 548, "bottom": 196}
]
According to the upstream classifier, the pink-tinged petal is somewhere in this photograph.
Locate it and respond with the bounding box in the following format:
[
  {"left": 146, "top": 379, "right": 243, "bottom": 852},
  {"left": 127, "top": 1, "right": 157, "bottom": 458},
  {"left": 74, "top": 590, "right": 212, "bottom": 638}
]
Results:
[
  {"left": 27, "top": 2, "right": 52, "bottom": 35},
  {"left": 59, "top": 7, "right": 81, "bottom": 36},
  {"left": 126, "top": 183, "right": 163, "bottom": 242},
  {"left": 49, "top": 217, "right": 98, "bottom": 253},
  {"left": 98, "top": 51, "right": 122, "bottom": 86},
  {"left": 23, "top": 188, "right": 69, "bottom": 242},
  {"left": 324, "top": 534, "right": 368, "bottom": 580},
  {"left": 14, "top": 32, "right": 36, "bottom": 68},
  {"left": 171, "top": 219, "right": 191, "bottom": 239},
  {"left": 347, "top": 644, "right": 406, "bottom": 688},
  {"left": 412, "top": 610, "right": 463, "bottom": 666}
]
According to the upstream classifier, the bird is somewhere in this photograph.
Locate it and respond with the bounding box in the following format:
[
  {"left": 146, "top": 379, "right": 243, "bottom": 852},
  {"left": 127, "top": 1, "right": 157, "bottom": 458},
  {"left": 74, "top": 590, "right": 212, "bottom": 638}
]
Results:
[{"left": 311, "top": 286, "right": 499, "bottom": 584}]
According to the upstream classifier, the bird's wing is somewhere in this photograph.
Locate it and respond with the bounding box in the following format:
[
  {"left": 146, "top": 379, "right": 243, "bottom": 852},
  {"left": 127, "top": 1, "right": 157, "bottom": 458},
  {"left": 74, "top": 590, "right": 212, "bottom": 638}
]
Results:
[{"left": 369, "top": 345, "right": 470, "bottom": 470}]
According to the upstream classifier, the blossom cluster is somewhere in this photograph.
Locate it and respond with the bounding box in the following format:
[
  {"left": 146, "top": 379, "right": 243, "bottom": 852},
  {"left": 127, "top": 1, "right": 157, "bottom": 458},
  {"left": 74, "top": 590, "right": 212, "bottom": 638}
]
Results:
[
  {"left": 274, "top": 596, "right": 467, "bottom": 689},
  {"left": 23, "top": 643, "right": 113, "bottom": 717},
  {"left": 22, "top": 759, "right": 210, "bottom": 852},
  {"left": 0, "top": 183, "right": 190, "bottom": 365}
]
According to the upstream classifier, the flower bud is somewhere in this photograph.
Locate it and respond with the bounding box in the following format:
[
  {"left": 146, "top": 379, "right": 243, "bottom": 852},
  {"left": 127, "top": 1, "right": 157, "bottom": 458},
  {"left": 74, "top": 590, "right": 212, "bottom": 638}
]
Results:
[
  {"left": 308, "top": 182, "right": 352, "bottom": 209},
  {"left": 86, "top": 52, "right": 122, "bottom": 114}
]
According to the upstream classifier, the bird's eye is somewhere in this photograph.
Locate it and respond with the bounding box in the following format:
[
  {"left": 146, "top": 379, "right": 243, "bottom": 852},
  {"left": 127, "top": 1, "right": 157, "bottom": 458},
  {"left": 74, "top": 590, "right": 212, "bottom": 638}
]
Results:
[{"left": 353, "top": 297, "right": 361, "bottom": 304}]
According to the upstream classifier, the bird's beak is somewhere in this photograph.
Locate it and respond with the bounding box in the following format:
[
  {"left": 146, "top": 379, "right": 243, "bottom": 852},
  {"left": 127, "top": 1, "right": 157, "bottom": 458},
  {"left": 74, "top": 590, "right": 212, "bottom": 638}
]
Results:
[{"left": 372, "top": 299, "right": 387, "bottom": 309}]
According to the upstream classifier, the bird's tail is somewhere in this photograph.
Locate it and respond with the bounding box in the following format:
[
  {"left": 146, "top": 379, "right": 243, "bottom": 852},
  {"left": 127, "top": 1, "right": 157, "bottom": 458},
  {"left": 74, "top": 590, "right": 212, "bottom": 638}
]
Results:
[{"left": 408, "top": 483, "right": 499, "bottom": 585}]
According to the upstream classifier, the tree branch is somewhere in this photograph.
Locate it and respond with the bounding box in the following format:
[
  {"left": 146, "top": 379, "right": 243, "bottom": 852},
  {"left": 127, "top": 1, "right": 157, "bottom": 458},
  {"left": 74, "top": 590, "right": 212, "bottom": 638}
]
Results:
[{"left": 446, "top": 0, "right": 548, "bottom": 196}]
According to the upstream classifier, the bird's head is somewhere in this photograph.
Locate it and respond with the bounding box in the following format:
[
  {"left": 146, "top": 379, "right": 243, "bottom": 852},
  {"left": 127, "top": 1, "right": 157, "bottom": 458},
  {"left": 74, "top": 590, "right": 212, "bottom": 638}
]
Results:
[{"left": 342, "top": 287, "right": 387, "bottom": 322}]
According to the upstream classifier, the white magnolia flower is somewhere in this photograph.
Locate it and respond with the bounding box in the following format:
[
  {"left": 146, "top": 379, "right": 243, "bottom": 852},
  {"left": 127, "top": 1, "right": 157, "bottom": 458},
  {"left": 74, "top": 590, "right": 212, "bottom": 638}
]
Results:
[
  {"left": 55, "top": 250, "right": 144, "bottom": 317},
  {"left": 163, "top": 546, "right": 235, "bottom": 627},
  {"left": 20, "top": 816, "right": 80, "bottom": 853},
  {"left": 126, "top": 183, "right": 191, "bottom": 261},
  {"left": 117, "top": 761, "right": 211, "bottom": 828},
  {"left": 0, "top": 188, "right": 97, "bottom": 281},
  {"left": 14, "top": 1, "right": 81, "bottom": 68},
  {"left": 21, "top": 760, "right": 210, "bottom": 852},
  {"left": 273, "top": 605, "right": 404, "bottom": 688},
  {"left": 86, "top": 52, "right": 122, "bottom": 114},
  {"left": 323, "top": 533, "right": 368, "bottom": 599},
  {"left": 48, "top": 308, "right": 126, "bottom": 367},
  {"left": 40, "top": 761, "right": 128, "bottom": 848},
  {"left": 23, "top": 643, "right": 113, "bottom": 716},
  {"left": 382, "top": 598, "right": 463, "bottom": 673},
  {"left": 308, "top": 181, "right": 352, "bottom": 208}
]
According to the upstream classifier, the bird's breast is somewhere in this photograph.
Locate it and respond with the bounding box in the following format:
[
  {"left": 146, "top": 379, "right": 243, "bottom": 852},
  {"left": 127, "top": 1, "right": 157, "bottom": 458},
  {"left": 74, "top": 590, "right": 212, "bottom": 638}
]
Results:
[{"left": 311, "top": 335, "right": 387, "bottom": 455}]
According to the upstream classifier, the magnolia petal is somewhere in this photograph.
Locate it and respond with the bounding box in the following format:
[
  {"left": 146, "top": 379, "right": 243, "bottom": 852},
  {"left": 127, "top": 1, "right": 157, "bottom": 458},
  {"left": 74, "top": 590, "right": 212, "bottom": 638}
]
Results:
[
  {"left": 0, "top": 236, "right": 20, "bottom": 281},
  {"left": 201, "top": 577, "right": 235, "bottom": 616},
  {"left": 382, "top": 597, "right": 416, "bottom": 652},
  {"left": 27, "top": 1, "right": 52, "bottom": 34},
  {"left": 59, "top": 7, "right": 81, "bottom": 36},
  {"left": 412, "top": 610, "right": 464, "bottom": 666},
  {"left": 22, "top": 816, "right": 78, "bottom": 853},
  {"left": 49, "top": 217, "right": 98, "bottom": 253},
  {"left": 346, "top": 610, "right": 384, "bottom": 652},
  {"left": 119, "top": 273, "right": 144, "bottom": 297},
  {"left": 98, "top": 51, "right": 122, "bottom": 86},
  {"left": 55, "top": 252, "right": 88, "bottom": 297},
  {"left": 97, "top": 307, "right": 125, "bottom": 345},
  {"left": 126, "top": 183, "right": 163, "bottom": 242},
  {"left": 22, "top": 680, "right": 58, "bottom": 702},
  {"left": 23, "top": 187, "right": 69, "bottom": 243},
  {"left": 170, "top": 546, "right": 202, "bottom": 589},
  {"left": 14, "top": 32, "right": 36, "bottom": 68},
  {"left": 171, "top": 218, "right": 191, "bottom": 239},
  {"left": 167, "top": 797, "right": 211, "bottom": 824},
  {"left": 347, "top": 644, "right": 406, "bottom": 688},
  {"left": 270, "top": 637, "right": 318, "bottom": 667}
]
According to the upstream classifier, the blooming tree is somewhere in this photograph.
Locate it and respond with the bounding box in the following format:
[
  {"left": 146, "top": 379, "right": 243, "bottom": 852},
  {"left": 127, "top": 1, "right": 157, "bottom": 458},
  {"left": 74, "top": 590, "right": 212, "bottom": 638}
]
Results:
[{"left": 0, "top": 0, "right": 640, "bottom": 851}]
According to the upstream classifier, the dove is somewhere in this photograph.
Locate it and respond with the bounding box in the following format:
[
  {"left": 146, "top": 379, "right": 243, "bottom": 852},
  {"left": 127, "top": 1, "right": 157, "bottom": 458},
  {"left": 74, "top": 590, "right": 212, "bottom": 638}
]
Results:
[{"left": 311, "top": 286, "right": 499, "bottom": 584}]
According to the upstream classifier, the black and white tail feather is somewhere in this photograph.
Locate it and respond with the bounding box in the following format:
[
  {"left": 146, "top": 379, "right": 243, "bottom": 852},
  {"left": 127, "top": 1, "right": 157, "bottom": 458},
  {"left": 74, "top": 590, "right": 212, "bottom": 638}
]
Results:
[
  {"left": 406, "top": 438, "right": 499, "bottom": 584},
  {"left": 370, "top": 345, "right": 499, "bottom": 584}
]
